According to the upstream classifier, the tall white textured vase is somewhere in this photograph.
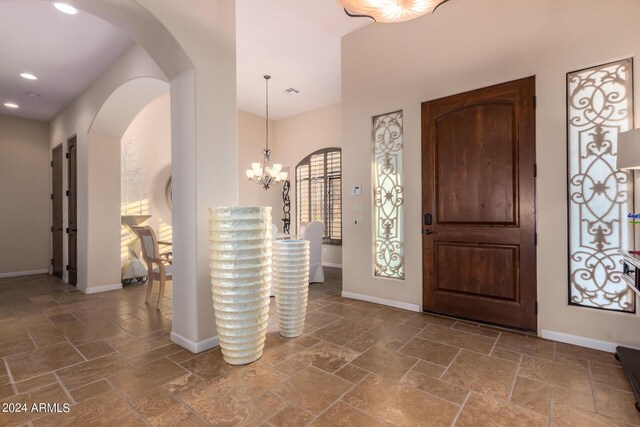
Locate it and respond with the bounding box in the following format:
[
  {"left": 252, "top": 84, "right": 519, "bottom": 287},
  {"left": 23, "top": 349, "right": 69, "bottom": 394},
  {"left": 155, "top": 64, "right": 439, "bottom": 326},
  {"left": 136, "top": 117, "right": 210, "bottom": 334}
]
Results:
[
  {"left": 209, "top": 207, "right": 272, "bottom": 365},
  {"left": 273, "top": 240, "right": 310, "bottom": 338}
]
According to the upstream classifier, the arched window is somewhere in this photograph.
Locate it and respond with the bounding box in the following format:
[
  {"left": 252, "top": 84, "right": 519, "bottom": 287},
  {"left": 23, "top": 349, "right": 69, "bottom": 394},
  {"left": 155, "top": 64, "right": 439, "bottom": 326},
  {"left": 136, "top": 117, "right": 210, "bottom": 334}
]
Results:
[{"left": 295, "top": 148, "right": 341, "bottom": 244}]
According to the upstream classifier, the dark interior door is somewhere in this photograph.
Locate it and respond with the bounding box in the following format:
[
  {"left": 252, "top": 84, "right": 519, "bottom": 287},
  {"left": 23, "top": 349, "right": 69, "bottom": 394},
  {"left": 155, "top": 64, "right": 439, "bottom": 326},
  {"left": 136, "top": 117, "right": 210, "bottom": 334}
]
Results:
[
  {"left": 68, "top": 136, "right": 77, "bottom": 286},
  {"left": 52, "top": 145, "right": 63, "bottom": 278},
  {"left": 421, "top": 77, "right": 537, "bottom": 331}
]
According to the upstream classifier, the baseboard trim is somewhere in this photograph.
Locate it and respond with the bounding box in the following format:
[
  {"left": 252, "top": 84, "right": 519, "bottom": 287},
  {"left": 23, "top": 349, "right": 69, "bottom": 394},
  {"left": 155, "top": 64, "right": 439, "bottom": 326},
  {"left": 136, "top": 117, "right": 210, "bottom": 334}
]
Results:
[
  {"left": 171, "top": 331, "right": 220, "bottom": 353},
  {"left": 541, "top": 329, "right": 640, "bottom": 353},
  {"left": 77, "top": 283, "right": 122, "bottom": 295},
  {"left": 323, "top": 262, "right": 342, "bottom": 268},
  {"left": 341, "top": 291, "right": 420, "bottom": 312},
  {"left": 0, "top": 269, "right": 49, "bottom": 279}
]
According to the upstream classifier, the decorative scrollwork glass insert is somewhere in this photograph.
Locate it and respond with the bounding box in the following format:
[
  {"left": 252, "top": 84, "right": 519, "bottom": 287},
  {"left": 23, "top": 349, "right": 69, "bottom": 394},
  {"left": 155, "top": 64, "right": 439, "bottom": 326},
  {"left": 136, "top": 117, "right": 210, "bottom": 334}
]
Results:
[
  {"left": 373, "top": 110, "right": 405, "bottom": 279},
  {"left": 568, "top": 58, "right": 635, "bottom": 312}
]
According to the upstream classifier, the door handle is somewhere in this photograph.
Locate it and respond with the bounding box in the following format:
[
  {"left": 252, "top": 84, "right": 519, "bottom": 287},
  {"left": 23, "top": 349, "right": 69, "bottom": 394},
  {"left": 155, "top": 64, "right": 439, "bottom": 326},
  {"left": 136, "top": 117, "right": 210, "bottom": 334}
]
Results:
[{"left": 423, "top": 229, "right": 438, "bottom": 235}]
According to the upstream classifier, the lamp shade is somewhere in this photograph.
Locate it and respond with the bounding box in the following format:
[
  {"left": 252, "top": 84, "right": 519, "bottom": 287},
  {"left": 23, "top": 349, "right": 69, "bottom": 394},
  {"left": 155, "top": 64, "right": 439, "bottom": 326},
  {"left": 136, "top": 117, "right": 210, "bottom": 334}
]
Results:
[
  {"left": 339, "top": 0, "right": 448, "bottom": 23},
  {"left": 617, "top": 129, "right": 640, "bottom": 170}
]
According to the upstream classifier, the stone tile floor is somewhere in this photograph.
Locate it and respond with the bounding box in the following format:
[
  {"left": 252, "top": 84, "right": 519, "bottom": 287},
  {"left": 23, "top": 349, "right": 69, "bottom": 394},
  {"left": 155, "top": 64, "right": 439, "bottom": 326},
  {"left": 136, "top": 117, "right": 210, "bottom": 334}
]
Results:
[{"left": 0, "top": 268, "right": 639, "bottom": 426}]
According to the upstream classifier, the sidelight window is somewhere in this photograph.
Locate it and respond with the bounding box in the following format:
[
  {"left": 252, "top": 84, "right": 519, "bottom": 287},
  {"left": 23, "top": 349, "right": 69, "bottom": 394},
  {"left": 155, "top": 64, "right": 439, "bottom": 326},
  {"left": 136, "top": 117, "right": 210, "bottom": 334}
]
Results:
[
  {"left": 567, "top": 58, "right": 635, "bottom": 312},
  {"left": 373, "top": 110, "right": 405, "bottom": 279}
]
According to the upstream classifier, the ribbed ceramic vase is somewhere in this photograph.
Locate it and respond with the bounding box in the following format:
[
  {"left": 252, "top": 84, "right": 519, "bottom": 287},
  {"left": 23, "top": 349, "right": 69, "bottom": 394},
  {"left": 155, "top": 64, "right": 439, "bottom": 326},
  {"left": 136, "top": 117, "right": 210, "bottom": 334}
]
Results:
[
  {"left": 273, "top": 240, "right": 310, "bottom": 338},
  {"left": 209, "top": 206, "right": 272, "bottom": 365}
]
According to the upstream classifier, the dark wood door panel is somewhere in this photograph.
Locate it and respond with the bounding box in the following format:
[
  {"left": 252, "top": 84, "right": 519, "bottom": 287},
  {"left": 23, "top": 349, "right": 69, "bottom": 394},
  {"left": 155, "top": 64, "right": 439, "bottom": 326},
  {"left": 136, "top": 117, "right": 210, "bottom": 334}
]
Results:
[
  {"left": 68, "top": 136, "right": 77, "bottom": 286},
  {"left": 422, "top": 76, "right": 536, "bottom": 331},
  {"left": 435, "top": 242, "right": 519, "bottom": 301},
  {"left": 435, "top": 102, "right": 517, "bottom": 226},
  {"left": 52, "top": 146, "right": 64, "bottom": 278}
]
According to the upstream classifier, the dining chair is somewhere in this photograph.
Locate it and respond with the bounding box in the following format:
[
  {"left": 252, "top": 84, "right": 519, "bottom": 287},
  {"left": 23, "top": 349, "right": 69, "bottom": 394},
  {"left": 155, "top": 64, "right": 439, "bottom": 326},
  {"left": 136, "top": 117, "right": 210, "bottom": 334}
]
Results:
[{"left": 132, "top": 226, "right": 172, "bottom": 309}]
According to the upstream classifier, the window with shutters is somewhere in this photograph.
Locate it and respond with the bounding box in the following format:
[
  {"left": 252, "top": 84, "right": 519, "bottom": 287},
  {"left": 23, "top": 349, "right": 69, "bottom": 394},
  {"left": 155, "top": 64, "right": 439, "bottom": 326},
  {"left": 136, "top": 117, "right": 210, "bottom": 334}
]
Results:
[{"left": 295, "top": 148, "right": 342, "bottom": 245}]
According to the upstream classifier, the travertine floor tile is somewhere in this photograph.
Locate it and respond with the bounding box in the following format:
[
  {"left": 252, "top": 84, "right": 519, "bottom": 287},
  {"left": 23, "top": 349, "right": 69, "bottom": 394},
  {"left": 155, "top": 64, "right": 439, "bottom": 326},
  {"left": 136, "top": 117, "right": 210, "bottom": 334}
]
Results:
[
  {"left": 6, "top": 342, "right": 85, "bottom": 382},
  {"left": 519, "top": 355, "right": 591, "bottom": 394},
  {"left": 457, "top": 392, "right": 547, "bottom": 427},
  {"left": 419, "top": 324, "right": 496, "bottom": 354},
  {"left": 593, "top": 383, "right": 640, "bottom": 425},
  {"left": 496, "top": 333, "right": 555, "bottom": 360},
  {"left": 270, "top": 366, "right": 352, "bottom": 414},
  {"left": 344, "top": 374, "right": 459, "bottom": 426},
  {"left": 291, "top": 341, "right": 359, "bottom": 373},
  {"left": 311, "top": 401, "right": 389, "bottom": 426},
  {"left": 399, "top": 337, "right": 460, "bottom": 366},
  {"left": 442, "top": 350, "right": 518, "bottom": 400},
  {"left": 510, "top": 376, "right": 552, "bottom": 415},
  {"left": 401, "top": 370, "right": 469, "bottom": 404},
  {"left": 267, "top": 404, "right": 315, "bottom": 427},
  {"left": 350, "top": 345, "right": 417, "bottom": 381}
]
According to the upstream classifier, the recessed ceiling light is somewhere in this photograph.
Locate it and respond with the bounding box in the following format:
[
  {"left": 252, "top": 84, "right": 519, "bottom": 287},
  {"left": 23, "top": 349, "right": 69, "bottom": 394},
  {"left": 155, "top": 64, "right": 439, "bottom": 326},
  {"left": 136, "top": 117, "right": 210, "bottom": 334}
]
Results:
[
  {"left": 26, "top": 92, "right": 40, "bottom": 98},
  {"left": 20, "top": 73, "right": 37, "bottom": 80},
  {"left": 53, "top": 2, "right": 78, "bottom": 15},
  {"left": 285, "top": 88, "right": 301, "bottom": 95},
  {"left": 4, "top": 102, "right": 19, "bottom": 109}
]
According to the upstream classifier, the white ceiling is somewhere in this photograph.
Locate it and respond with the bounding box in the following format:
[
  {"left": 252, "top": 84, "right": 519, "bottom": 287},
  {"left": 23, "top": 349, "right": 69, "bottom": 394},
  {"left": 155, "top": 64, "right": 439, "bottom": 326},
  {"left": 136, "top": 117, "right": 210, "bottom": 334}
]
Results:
[
  {"left": 0, "top": 1, "right": 133, "bottom": 121},
  {"left": 236, "top": 0, "right": 370, "bottom": 120},
  {"left": 0, "top": 1, "right": 367, "bottom": 122}
]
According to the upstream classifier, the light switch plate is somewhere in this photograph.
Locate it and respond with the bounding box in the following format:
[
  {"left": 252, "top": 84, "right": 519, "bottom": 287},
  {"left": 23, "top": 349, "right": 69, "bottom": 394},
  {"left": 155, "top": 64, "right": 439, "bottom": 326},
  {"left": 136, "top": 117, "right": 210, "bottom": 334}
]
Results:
[{"left": 352, "top": 186, "right": 362, "bottom": 196}]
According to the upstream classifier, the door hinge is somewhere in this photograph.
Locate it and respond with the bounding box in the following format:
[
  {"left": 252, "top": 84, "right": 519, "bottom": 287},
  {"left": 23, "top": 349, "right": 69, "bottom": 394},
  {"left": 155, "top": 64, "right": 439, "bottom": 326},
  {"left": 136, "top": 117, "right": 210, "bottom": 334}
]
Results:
[
  {"left": 533, "top": 95, "right": 537, "bottom": 109},
  {"left": 50, "top": 160, "right": 54, "bottom": 167},
  {"left": 534, "top": 164, "right": 537, "bottom": 177},
  {"left": 66, "top": 190, "right": 69, "bottom": 197},
  {"left": 51, "top": 226, "right": 54, "bottom": 232},
  {"left": 66, "top": 265, "right": 70, "bottom": 271},
  {"left": 50, "top": 258, "right": 54, "bottom": 266},
  {"left": 535, "top": 302, "right": 538, "bottom": 314},
  {"left": 534, "top": 233, "right": 538, "bottom": 246},
  {"left": 66, "top": 152, "right": 69, "bottom": 159},
  {"left": 50, "top": 193, "right": 54, "bottom": 200}
]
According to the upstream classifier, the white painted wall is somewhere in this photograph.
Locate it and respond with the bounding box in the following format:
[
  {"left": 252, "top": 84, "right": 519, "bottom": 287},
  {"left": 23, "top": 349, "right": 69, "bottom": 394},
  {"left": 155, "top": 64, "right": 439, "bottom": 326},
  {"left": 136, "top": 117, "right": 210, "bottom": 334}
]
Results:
[
  {"left": 342, "top": 0, "right": 640, "bottom": 347},
  {"left": 0, "top": 115, "right": 50, "bottom": 276}
]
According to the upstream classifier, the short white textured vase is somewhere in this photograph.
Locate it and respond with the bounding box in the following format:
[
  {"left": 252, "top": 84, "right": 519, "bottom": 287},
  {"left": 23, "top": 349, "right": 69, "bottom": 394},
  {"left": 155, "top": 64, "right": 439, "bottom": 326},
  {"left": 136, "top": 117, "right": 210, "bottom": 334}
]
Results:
[
  {"left": 273, "top": 240, "right": 310, "bottom": 338},
  {"left": 209, "top": 206, "right": 272, "bottom": 365}
]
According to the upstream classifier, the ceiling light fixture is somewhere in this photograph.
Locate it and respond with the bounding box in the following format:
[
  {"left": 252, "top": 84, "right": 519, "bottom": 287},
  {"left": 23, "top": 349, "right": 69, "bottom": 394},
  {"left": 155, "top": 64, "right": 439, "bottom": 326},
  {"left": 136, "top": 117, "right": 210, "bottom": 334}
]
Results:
[
  {"left": 26, "top": 92, "right": 40, "bottom": 98},
  {"left": 339, "top": 0, "right": 450, "bottom": 23},
  {"left": 4, "top": 102, "right": 19, "bottom": 109},
  {"left": 53, "top": 2, "right": 78, "bottom": 15},
  {"left": 20, "top": 73, "right": 38, "bottom": 80},
  {"left": 246, "top": 75, "right": 288, "bottom": 190},
  {"left": 285, "top": 88, "right": 301, "bottom": 95}
]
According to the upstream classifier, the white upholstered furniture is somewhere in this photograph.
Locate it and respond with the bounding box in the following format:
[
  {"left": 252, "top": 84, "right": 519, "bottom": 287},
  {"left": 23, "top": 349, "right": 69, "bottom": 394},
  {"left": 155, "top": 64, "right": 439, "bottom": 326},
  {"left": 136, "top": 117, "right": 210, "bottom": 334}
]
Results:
[{"left": 299, "top": 221, "right": 325, "bottom": 283}]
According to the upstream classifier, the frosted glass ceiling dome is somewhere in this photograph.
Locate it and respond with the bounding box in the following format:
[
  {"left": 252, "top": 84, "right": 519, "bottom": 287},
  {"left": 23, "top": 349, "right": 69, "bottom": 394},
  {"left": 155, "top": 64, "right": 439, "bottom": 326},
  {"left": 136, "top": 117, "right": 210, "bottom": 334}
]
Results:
[{"left": 339, "top": 0, "right": 450, "bottom": 23}]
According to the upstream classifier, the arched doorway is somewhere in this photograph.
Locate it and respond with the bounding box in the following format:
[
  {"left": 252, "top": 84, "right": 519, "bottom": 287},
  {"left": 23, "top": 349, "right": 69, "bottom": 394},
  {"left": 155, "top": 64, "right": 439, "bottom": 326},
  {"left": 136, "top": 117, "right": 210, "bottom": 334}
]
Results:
[{"left": 5, "top": 0, "right": 238, "bottom": 352}]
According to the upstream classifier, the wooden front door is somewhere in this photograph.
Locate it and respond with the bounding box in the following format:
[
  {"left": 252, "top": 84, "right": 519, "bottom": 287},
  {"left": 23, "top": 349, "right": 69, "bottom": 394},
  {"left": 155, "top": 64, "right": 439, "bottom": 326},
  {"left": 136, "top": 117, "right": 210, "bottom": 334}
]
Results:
[
  {"left": 67, "top": 136, "right": 77, "bottom": 286},
  {"left": 52, "top": 145, "right": 64, "bottom": 278},
  {"left": 421, "top": 77, "right": 537, "bottom": 331}
]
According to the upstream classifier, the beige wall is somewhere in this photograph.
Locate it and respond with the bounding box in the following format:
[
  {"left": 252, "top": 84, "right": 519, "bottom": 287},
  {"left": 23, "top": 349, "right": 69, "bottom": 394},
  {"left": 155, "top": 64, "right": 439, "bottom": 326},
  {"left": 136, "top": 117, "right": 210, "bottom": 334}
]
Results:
[
  {"left": 342, "top": 0, "right": 640, "bottom": 347},
  {"left": 273, "top": 103, "right": 343, "bottom": 266},
  {"left": 0, "top": 115, "right": 50, "bottom": 275},
  {"left": 121, "top": 92, "right": 172, "bottom": 238}
]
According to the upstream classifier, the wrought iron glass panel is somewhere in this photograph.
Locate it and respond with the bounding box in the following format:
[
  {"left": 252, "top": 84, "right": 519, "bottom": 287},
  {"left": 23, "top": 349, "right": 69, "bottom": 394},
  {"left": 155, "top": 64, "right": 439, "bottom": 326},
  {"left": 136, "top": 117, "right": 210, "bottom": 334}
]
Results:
[
  {"left": 373, "top": 110, "right": 405, "bottom": 279},
  {"left": 295, "top": 148, "right": 342, "bottom": 244},
  {"left": 568, "top": 59, "right": 635, "bottom": 312}
]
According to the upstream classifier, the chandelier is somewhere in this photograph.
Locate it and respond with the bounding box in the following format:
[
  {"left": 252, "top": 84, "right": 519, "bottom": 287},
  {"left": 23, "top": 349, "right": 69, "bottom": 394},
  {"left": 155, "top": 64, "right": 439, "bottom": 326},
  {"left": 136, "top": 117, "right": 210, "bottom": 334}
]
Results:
[
  {"left": 246, "top": 75, "right": 287, "bottom": 190},
  {"left": 339, "top": 0, "right": 450, "bottom": 23}
]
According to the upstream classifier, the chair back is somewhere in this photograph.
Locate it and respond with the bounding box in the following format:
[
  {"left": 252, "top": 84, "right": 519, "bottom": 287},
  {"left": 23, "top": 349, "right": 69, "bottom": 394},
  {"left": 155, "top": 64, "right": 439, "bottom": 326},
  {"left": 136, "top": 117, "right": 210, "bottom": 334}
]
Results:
[
  {"left": 132, "top": 226, "right": 160, "bottom": 264},
  {"left": 301, "top": 222, "right": 323, "bottom": 264}
]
